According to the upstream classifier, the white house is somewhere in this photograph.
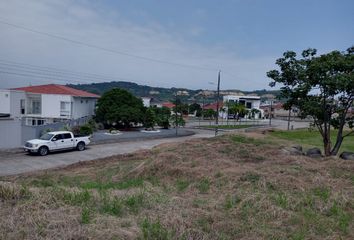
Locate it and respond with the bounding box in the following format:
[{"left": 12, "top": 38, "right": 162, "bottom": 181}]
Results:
[
  {"left": 141, "top": 97, "right": 152, "bottom": 108},
  {"left": 221, "top": 95, "right": 263, "bottom": 119},
  {"left": 0, "top": 84, "right": 100, "bottom": 126}
]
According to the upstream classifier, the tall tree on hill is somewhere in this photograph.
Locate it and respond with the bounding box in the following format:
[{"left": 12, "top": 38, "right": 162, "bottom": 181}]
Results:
[
  {"left": 95, "top": 88, "right": 145, "bottom": 128},
  {"left": 268, "top": 47, "right": 354, "bottom": 156}
]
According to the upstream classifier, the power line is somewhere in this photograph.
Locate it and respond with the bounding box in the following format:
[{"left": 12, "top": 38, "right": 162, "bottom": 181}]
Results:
[
  {"left": 0, "top": 59, "right": 129, "bottom": 81},
  {"left": 0, "top": 63, "right": 130, "bottom": 83},
  {"left": 0, "top": 70, "right": 88, "bottom": 84},
  {"left": 0, "top": 19, "right": 218, "bottom": 72}
]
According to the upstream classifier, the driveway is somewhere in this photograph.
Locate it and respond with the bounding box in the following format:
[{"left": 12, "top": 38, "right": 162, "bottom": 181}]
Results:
[{"left": 0, "top": 129, "right": 214, "bottom": 177}]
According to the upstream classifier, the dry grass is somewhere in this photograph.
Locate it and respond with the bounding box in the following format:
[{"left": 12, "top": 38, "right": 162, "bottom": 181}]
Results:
[{"left": 0, "top": 132, "right": 354, "bottom": 239}]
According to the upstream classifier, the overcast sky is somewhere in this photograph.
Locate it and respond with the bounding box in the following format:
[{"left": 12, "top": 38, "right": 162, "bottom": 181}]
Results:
[{"left": 0, "top": 0, "right": 353, "bottom": 90}]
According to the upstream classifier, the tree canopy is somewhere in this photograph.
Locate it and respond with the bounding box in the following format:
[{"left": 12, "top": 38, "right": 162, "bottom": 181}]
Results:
[
  {"left": 95, "top": 88, "right": 145, "bottom": 128},
  {"left": 267, "top": 46, "right": 354, "bottom": 156}
]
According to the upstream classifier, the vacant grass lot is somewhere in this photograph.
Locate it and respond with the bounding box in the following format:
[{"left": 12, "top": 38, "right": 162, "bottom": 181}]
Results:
[
  {"left": 270, "top": 129, "right": 354, "bottom": 152},
  {"left": 0, "top": 133, "right": 353, "bottom": 239}
]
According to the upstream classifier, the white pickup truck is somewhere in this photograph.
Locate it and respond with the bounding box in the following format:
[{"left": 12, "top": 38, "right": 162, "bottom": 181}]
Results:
[{"left": 24, "top": 131, "right": 91, "bottom": 156}]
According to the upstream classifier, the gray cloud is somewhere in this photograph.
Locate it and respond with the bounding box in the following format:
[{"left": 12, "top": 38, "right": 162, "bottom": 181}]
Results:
[{"left": 0, "top": 0, "right": 275, "bottom": 90}]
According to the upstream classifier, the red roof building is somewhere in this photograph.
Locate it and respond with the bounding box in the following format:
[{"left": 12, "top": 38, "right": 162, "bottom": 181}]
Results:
[
  {"left": 12, "top": 84, "right": 99, "bottom": 98},
  {"left": 162, "top": 102, "right": 175, "bottom": 109},
  {"left": 203, "top": 102, "right": 224, "bottom": 111}
]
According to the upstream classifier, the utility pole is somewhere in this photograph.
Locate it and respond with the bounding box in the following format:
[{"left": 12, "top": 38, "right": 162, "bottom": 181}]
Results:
[
  {"left": 175, "top": 93, "right": 178, "bottom": 136},
  {"left": 269, "top": 100, "right": 273, "bottom": 126},
  {"left": 215, "top": 70, "right": 221, "bottom": 136}
]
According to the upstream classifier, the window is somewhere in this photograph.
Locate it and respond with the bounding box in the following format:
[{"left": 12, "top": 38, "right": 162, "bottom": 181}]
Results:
[
  {"left": 246, "top": 102, "right": 252, "bottom": 109},
  {"left": 60, "top": 101, "right": 71, "bottom": 116},
  {"left": 239, "top": 100, "right": 246, "bottom": 106},
  {"left": 32, "top": 100, "right": 41, "bottom": 114},
  {"left": 62, "top": 133, "right": 72, "bottom": 139},
  {"left": 53, "top": 134, "right": 63, "bottom": 140},
  {"left": 20, "top": 99, "right": 25, "bottom": 114}
]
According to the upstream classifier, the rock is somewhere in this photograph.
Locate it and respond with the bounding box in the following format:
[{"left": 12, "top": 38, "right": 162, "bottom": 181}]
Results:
[
  {"left": 306, "top": 148, "right": 322, "bottom": 158},
  {"left": 292, "top": 145, "right": 303, "bottom": 152},
  {"left": 281, "top": 146, "right": 303, "bottom": 156},
  {"left": 339, "top": 152, "right": 354, "bottom": 160}
]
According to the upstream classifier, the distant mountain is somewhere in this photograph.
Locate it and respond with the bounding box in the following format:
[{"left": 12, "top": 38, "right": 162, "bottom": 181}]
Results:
[{"left": 69, "top": 81, "right": 280, "bottom": 103}]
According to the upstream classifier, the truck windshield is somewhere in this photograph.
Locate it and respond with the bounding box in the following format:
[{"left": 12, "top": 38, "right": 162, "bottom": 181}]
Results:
[{"left": 40, "top": 133, "right": 54, "bottom": 140}]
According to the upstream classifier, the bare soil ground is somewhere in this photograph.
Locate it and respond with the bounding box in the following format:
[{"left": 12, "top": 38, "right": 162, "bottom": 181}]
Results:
[{"left": 0, "top": 132, "right": 353, "bottom": 239}]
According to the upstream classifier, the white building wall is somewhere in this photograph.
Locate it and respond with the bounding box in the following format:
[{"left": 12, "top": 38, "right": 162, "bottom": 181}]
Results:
[
  {"left": 72, "top": 97, "right": 96, "bottom": 119},
  {"left": 41, "top": 94, "right": 72, "bottom": 118},
  {"left": 141, "top": 97, "right": 151, "bottom": 108},
  {"left": 10, "top": 91, "right": 26, "bottom": 118},
  {"left": 0, "top": 89, "right": 11, "bottom": 114}
]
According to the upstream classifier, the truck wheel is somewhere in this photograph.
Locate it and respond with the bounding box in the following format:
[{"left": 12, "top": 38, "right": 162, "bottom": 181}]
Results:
[
  {"left": 38, "top": 146, "right": 49, "bottom": 156},
  {"left": 77, "top": 142, "right": 85, "bottom": 151}
]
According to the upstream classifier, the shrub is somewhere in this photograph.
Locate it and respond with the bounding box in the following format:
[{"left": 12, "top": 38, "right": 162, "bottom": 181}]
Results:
[{"left": 79, "top": 124, "right": 93, "bottom": 135}]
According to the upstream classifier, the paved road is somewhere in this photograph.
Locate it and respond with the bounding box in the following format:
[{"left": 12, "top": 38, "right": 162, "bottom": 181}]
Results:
[{"left": 0, "top": 129, "right": 214, "bottom": 177}]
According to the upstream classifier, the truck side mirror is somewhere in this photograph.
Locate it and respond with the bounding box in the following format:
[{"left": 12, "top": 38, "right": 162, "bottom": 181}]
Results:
[{"left": 52, "top": 138, "right": 57, "bottom": 141}]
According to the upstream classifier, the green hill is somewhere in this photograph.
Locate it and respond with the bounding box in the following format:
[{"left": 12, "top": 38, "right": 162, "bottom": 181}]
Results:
[{"left": 69, "top": 81, "right": 280, "bottom": 103}]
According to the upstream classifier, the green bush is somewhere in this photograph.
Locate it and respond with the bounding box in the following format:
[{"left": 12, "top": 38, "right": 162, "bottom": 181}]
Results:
[{"left": 79, "top": 124, "right": 93, "bottom": 135}]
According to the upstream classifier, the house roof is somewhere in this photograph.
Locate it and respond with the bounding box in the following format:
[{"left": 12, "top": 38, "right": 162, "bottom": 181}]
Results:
[
  {"left": 203, "top": 102, "right": 224, "bottom": 111},
  {"left": 162, "top": 102, "right": 175, "bottom": 109},
  {"left": 12, "top": 84, "right": 100, "bottom": 98}
]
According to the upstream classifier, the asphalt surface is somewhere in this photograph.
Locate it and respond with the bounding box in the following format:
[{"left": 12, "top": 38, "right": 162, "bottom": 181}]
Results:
[
  {"left": 0, "top": 129, "right": 214, "bottom": 177},
  {"left": 91, "top": 128, "right": 194, "bottom": 144}
]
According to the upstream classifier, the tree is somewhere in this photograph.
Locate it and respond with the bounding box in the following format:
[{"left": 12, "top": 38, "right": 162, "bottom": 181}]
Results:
[
  {"left": 189, "top": 103, "right": 201, "bottom": 115},
  {"left": 95, "top": 88, "right": 145, "bottom": 128},
  {"left": 228, "top": 103, "right": 247, "bottom": 120},
  {"left": 267, "top": 51, "right": 303, "bottom": 130},
  {"left": 152, "top": 106, "right": 171, "bottom": 129},
  {"left": 203, "top": 109, "right": 216, "bottom": 119},
  {"left": 143, "top": 107, "right": 157, "bottom": 129},
  {"left": 267, "top": 47, "right": 354, "bottom": 156}
]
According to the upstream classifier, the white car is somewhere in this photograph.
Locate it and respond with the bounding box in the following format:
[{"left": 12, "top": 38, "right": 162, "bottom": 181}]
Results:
[{"left": 24, "top": 131, "right": 91, "bottom": 156}]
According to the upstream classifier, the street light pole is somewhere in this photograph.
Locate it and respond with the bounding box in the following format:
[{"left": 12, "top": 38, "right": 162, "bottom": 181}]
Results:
[{"left": 215, "top": 70, "right": 221, "bottom": 136}]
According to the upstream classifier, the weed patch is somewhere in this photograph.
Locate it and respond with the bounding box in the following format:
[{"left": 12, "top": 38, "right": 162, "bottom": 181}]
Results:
[
  {"left": 196, "top": 178, "right": 211, "bottom": 193},
  {"left": 139, "top": 218, "right": 172, "bottom": 240}
]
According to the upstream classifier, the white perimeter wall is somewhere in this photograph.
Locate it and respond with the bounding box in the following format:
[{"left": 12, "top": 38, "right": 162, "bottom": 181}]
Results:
[
  {"left": 41, "top": 94, "right": 72, "bottom": 118},
  {"left": 72, "top": 97, "right": 96, "bottom": 119}
]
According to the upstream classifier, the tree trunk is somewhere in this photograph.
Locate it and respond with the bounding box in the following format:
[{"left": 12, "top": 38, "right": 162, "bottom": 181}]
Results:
[
  {"left": 287, "top": 109, "right": 291, "bottom": 131},
  {"left": 323, "top": 134, "right": 332, "bottom": 156}
]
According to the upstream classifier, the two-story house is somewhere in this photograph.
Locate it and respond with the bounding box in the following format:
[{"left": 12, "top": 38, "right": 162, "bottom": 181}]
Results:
[
  {"left": 0, "top": 84, "right": 99, "bottom": 125},
  {"left": 222, "top": 95, "right": 263, "bottom": 119}
]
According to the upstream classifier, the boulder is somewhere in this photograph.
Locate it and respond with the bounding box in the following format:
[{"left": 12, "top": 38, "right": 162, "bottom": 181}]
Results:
[
  {"left": 339, "top": 152, "right": 354, "bottom": 160},
  {"left": 281, "top": 146, "right": 303, "bottom": 156},
  {"left": 306, "top": 148, "right": 322, "bottom": 158},
  {"left": 292, "top": 145, "right": 303, "bottom": 152}
]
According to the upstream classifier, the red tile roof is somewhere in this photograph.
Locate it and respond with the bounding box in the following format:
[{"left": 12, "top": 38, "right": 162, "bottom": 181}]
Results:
[
  {"left": 162, "top": 102, "right": 175, "bottom": 109},
  {"left": 12, "top": 84, "right": 100, "bottom": 98},
  {"left": 203, "top": 102, "right": 224, "bottom": 111}
]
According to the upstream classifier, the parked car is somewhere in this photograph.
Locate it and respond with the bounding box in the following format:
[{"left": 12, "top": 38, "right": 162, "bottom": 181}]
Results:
[{"left": 24, "top": 131, "right": 91, "bottom": 156}]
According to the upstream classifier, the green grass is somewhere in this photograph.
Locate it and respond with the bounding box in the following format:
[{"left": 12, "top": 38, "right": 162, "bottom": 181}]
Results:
[
  {"left": 270, "top": 129, "right": 354, "bottom": 152},
  {"left": 139, "top": 218, "right": 172, "bottom": 240},
  {"left": 175, "top": 179, "right": 190, "bottom": 192},
  {"left": 201, "top": 124, "right": 254, "bottom": 129},
  {"left": 196, "top": 178, "right": 211, "bottom": 193}
]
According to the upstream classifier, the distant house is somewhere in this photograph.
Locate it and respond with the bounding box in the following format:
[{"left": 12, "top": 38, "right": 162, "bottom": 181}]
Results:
[
  {"left": 1, "top": 84, "right": 99, "bottom": 126},
  {"left": 141, "top": 97, "right": 152, "bottom": 108},
  {"left": 162, "top": 102, "right": 175, "bottom": 109},
  {"left": 222, "top": 95, "right": 262, "bottom": 119}
]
